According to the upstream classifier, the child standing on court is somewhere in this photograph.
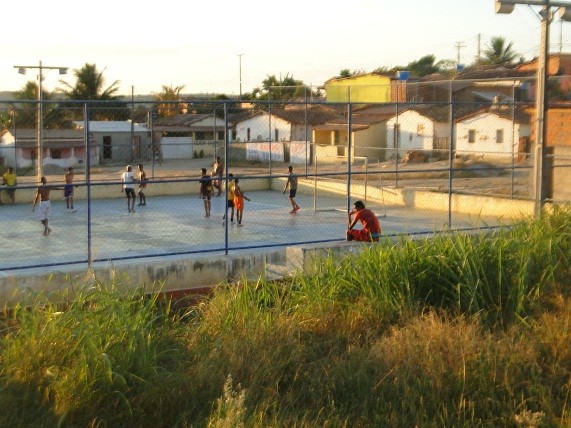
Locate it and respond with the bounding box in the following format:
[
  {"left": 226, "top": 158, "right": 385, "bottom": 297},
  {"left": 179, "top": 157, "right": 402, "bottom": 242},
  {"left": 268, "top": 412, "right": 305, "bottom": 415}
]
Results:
[
  {"left": 283, "top": 165, "right": 300, "bottom": 213},
  {"left": 138, "top": 163, "right": 147, "bottom": 206},
  {"left": 232, "top": 178, "right": 250, "bottom": 227},
  {"left": 199, "top": 167, "right": 213, "bottom": 217}
]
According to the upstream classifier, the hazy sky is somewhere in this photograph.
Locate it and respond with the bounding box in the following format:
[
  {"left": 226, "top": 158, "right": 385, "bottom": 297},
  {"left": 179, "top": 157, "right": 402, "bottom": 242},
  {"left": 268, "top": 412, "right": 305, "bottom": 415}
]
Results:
[{"left": 2, "top": 0, "right": 569, "bottom": 96}]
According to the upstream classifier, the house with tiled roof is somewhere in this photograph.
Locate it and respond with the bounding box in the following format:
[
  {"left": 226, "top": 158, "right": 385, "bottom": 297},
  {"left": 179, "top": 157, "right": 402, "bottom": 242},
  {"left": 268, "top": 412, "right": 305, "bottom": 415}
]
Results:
[
  {"left": 385, "top": 106, "right": 452, "bottom": 154},
  {"left": 228, "top": 104, "right": 344, "bottom": 163},
  {"left": 73, "top": 121, "right": 150, "bottom": 164},
  {"left": 313, "top": 105, "right": 396, "bottom": 161},
  {"left": 2, "top": 129, "right": 97, "bottom": 169},
  {"left": 454, "top": 106, "right": 531, "bottom": 159},
  {"left": 323, "top": 73, "right": 407, "bottom": 103},
  {"left": 152, "top": 113, "right": 225, "bottom": 159}
]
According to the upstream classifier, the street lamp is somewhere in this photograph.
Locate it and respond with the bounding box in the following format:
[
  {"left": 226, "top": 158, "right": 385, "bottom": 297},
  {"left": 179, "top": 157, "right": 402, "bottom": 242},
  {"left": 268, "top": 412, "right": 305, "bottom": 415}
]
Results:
[
  {"left": 495, "top": 0, "right": 571, "bottom": 215},
  {"left": 14, "top": 61, "right": 68, "bottom": 180},
  {"left": 238, "top": 53, "right": 244, "bottom": 99}
]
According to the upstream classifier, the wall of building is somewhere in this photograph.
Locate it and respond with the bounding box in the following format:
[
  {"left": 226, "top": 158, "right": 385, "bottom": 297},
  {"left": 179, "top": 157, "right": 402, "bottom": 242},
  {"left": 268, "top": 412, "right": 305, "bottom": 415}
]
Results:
[
  {"left": 325, "top": 75, "right": 391, "bottom": 103},
  {"left": 386, "top": 111, "right": 435, "bottom": 151},
  {"left": 456, "top": 112, "right": 530, "bottom": 156}
]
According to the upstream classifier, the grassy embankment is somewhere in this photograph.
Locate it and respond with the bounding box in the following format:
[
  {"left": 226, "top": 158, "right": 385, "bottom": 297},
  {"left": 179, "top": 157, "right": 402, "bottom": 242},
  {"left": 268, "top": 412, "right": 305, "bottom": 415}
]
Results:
[{"left": 0, "top": 206, "right": 570, "bottom": 427}]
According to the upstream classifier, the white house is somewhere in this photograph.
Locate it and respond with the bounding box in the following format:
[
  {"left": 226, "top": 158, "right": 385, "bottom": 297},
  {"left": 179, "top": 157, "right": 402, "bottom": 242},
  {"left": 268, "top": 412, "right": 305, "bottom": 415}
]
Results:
[
  {"left": 386, "top": 107, "right": 450, "bottom": 153},
  {"left": 455, "top": 107, "right": 530, "bottom": 158},
  {"left": 0, "top": 130, "right": 16, "bottom": 167},
  {"left": 230, "top": 105, "right": 342, "bottom": 163}
]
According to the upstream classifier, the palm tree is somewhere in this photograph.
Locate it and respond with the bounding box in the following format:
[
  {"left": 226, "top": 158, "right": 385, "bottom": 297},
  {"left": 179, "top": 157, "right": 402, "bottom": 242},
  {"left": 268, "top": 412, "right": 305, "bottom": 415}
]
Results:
[
  {"left": 13, "top": 81, "right": 73, "bottom": 129},
  {"left": 58, "top": 63, "right": 121, "bottom": 100},
  {"left": 57, "top": 63, "right": 126, "bottom": 120},
  {"left": 153, "top": 84, "right": 187, "bottom": 118},
  {"left": 482, "top": 37, "right": 518, "bottom": 66}
]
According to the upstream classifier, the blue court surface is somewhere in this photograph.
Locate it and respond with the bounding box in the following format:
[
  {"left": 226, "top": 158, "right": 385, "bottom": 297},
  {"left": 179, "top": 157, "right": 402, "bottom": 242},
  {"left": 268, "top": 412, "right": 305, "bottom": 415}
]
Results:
[{"left": 0, "top": 190, "right": 505, "bottom": 271}]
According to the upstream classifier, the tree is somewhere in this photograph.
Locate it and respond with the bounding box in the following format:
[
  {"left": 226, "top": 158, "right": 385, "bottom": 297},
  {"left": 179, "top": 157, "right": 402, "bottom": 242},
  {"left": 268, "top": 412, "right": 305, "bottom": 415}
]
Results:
[
  {"left": 12, "top": 81, "right": 70, "bottom": 129},
  {"left": 405, "top": 55, "right": 440, "bottom": 77},
  {"left": 57, "top": 63, "right": 125, "bottom": 120},
  {"left": 250, "top": 73, "right": 317, "bottom": 100},
  {"left": 152, "top": 84, "right": 188, "bottom": 118},
  {"left": 0, "top": 110, "right": 12, "bottom": 131},
  {"left": 482, "top": 37, "right": 518, "bottom": 66},
  {"left": 58, "top": 63, "right": 121, "bottom": 100},
  {"left": 337, "top": 69, "right": 367, "bottom": 78}
]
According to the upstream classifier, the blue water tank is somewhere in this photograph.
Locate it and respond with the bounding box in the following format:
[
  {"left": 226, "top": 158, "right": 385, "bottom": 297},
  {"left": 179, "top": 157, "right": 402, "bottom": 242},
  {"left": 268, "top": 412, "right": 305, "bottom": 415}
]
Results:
[{"left": 396, "top": 70, "right": 410, "bottom": 81}]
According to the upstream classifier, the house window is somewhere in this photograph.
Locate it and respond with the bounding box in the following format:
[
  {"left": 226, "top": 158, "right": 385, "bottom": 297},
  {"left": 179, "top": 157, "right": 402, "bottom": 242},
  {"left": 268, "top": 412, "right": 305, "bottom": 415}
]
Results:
[
  {"left": 416, "top": 123, "right": 425, "bottom": 136},
  {"left": 51, "top": 149, "right": 62, "bottom": 159},
  {"left": 496, "top": 129, "right": 504, "bottom": 144},
  {"left": 103, "top": 136, "right": 112, "bottom": 159},
  {"left": 274, "top": 128, "right": 279, "bottom": 141},
  {"left": 247, "top": 128, "right": 251, "bottom": 142},
  {"left": 468, "top": 129, "right": 476, "bottom": 143}
]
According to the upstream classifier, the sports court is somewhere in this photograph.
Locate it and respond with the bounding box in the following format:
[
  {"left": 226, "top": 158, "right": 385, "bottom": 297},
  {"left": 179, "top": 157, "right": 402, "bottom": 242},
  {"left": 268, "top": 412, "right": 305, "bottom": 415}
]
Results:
[{"left": 0, "top": 189, "right": 505, "bottom": 272}]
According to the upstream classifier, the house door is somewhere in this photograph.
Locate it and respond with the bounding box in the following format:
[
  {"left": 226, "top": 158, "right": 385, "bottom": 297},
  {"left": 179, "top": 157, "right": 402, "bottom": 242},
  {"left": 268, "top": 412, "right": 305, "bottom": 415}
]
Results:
[{"left": 103, "top": 136, "right": 112, "bottom": 159}]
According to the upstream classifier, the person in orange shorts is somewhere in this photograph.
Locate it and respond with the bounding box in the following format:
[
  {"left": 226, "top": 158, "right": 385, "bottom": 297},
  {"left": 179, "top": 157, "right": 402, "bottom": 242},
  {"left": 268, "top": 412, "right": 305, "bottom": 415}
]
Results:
[
  {"left": 346, "top": 200, "right": 381, "bottom": 242},
  {"left": 232, "top": 178, "right": 250, "bottom": 227}
]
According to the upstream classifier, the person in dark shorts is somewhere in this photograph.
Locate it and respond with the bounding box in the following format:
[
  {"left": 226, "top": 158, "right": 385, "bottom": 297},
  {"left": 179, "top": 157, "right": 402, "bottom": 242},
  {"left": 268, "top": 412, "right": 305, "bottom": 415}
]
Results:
[
  {"left": 138, "top": 163, "right": 147, "bottom": 206},
  {"left": 222, "top": 173, "right": 235, "bottom": 225},
  {"left": 121, "top": 165, "right": 137, "bottom": 213},
  {"left": 283, "top": 165, "right": 300, "bottom": 213},
  {"left": 1, "top": 166, "right": 17, "bottom": 204},
  {"left": 64, "top": 167, "right": 76, "bottom": 212},
  {"left": 347, "top": 200, "right": 381, "bottom": 242},
  {"left": 199, "top": 167, "right": 213, "bottom": 217}
]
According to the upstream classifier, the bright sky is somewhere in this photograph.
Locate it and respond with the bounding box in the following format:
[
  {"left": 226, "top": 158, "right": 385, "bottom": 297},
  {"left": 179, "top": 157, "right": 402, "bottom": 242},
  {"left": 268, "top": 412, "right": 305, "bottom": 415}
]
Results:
[{"left": 2, "top": 0, "right": 570, "bottom": 97}]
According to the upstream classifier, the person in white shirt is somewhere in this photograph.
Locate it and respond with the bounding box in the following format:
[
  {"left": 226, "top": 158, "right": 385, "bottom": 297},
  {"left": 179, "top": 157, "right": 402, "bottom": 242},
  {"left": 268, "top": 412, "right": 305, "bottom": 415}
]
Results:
[{"left": 121, "top": 165, "right": 137, "bottom": 213}]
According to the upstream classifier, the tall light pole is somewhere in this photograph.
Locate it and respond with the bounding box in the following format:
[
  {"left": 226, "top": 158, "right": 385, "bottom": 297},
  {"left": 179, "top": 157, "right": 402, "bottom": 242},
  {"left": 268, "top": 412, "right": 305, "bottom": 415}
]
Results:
[
  {"left": 495, "top": 0, "right": 571, "bottom": 215},
  {"left": 14, "top": 61, "right": 68, "bottom": 180},
  {"left": 238, "top": 53, "right": 244, "bottom": 99}
]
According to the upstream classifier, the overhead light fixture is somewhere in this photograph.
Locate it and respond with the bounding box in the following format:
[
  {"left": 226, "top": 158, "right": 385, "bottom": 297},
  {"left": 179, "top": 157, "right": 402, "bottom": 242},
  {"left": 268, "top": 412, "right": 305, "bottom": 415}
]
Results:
[
  {"left": 59, "top": 68, "right": 68, "bottom": 75},
  {"left": 559, "top": 6, "right": 571, "bottom": 20},
  {"left": 18, "top": 67, "right": 26, "bottom": 75},
  {"left": 495, "top": 0, "right": 515, "bottom": 14}
]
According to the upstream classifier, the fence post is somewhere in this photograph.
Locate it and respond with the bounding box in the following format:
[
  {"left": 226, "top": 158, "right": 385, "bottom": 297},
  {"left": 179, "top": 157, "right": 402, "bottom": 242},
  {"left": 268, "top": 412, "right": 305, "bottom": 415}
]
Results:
[
  {"left": 447, "top": 83, "right": 456, "bottom": 228},
  {"left": 346, "top": 103, "right": 353, "bottom": 213},
  {"left": 85, "top": 102, "right": 93, "bottom": 266}
]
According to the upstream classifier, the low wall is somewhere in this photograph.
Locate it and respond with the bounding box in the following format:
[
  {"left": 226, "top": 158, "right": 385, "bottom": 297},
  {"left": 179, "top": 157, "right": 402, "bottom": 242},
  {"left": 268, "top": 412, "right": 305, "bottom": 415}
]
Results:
[
  {"left": 0, "top": 248, "right": 288, "bottom": 307},
  {"left": 3, "top": 177, "right": 271, "bottom": 204},
  {"left": 271, "top": 177, "right": 536, "bottom": 219}
]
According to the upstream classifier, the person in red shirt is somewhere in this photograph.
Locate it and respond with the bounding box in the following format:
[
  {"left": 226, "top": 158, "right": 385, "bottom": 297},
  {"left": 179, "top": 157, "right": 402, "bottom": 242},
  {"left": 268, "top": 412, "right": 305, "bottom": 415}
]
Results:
[{"left": 347, "top": 200, "right": 381, "bottom": 242}]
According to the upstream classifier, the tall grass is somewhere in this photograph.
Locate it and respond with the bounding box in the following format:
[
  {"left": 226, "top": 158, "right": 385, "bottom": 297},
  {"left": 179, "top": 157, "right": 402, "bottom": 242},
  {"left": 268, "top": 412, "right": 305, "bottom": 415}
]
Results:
[{"left": 1, "top": 206, "right": 570, "bottom": 426}]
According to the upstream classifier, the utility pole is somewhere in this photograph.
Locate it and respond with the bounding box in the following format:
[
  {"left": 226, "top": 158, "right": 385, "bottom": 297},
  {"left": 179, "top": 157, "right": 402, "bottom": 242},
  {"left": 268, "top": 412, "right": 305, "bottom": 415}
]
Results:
[
  {"left": 455, "top": 41, "right": 466, "bottom": 63},
  {"left": 14, "top": 61, "right": 68, "bottom": 180},
  {"left": 495, "top": 0, "right": 571, "bottom": 215},
  {"left": 476, "top": 33, "right": 482, "bottom": 63},
  {"left": 237, "top": 53, "right": 244, "bottom": 99}
]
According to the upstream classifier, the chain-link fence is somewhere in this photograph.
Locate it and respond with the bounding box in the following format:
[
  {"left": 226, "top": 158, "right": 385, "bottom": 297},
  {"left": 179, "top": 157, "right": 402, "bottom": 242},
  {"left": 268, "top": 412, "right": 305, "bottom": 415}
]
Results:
[{"left": 0, "top": 95, "right": 569, "bottom": 270}]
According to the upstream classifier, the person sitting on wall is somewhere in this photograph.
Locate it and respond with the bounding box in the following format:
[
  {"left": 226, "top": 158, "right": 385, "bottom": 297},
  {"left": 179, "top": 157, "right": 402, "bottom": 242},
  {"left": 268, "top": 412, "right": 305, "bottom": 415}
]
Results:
[
  {"left": 346, "top": 200, "right": 381, "bottom": 242},
  {"left": 1, "top": 166, "right": 17, "bottom": 204}
]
